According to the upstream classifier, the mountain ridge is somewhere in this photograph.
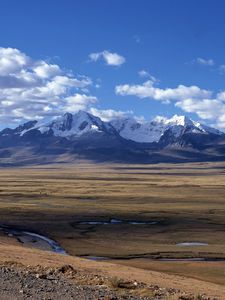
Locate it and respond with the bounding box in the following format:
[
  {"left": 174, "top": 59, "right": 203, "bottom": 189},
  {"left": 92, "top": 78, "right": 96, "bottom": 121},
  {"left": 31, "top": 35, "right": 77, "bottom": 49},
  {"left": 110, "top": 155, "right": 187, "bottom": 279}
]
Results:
[
  {"left": 0, "top": 110, "right": 225, "bottom": 165},
  {"left": 4, "top": 110, "right": 223, "bottom": 143}
]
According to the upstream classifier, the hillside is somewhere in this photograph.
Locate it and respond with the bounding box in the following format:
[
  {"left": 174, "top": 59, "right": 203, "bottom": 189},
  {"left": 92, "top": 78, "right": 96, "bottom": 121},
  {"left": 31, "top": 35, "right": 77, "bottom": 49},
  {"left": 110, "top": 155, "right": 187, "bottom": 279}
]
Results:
[{"left": 0, "top": 242, "right": 222, "bottom": 299}]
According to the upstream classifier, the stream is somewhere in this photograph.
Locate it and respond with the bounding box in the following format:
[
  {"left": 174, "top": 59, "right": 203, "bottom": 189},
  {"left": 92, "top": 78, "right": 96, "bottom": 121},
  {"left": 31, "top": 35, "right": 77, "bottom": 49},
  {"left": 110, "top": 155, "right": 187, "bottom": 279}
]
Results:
[
  {"left": 77, "top": 218, "right": 158, "bottom": 225},
  {"left": 1, "top": 224, "right": 220, "bottom": 262},
  {"left": 0, "top": 226, "right": 66, "bottom": 254}
]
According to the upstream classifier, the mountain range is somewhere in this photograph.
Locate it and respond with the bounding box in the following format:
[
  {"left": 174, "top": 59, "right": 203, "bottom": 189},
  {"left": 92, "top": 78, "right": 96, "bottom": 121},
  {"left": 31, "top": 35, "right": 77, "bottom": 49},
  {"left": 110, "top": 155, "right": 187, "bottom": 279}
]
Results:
[{"left": 1, "top": 110, "right": 225, "bottom": 165}]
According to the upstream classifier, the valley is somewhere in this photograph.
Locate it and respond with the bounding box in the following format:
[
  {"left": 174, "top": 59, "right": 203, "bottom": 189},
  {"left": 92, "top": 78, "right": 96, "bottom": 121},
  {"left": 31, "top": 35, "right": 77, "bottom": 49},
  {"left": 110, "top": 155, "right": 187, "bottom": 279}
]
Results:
[{"left": 0, "top": 161, "right": 225, "bottom": 295}]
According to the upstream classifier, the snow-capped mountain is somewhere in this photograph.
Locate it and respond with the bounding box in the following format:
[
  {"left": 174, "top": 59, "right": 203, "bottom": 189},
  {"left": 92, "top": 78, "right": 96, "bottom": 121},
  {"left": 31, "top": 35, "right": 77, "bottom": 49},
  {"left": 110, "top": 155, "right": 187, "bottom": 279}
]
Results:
[
  {"left": 0, "top": 120, "right": 37, "bottom": 137},
  {"left": 110, "top": 114, "right": 222, "bottom": 143},
  {"left": 20, "top": 111, "right": 117, "bottom": 139}
]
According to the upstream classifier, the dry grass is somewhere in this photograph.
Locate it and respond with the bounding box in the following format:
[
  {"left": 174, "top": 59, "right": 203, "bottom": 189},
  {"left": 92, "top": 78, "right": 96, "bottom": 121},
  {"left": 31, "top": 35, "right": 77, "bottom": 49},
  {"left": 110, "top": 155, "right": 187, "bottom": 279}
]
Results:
[{"left": 0, "top": 161, "right": 225, "bottom": 285}]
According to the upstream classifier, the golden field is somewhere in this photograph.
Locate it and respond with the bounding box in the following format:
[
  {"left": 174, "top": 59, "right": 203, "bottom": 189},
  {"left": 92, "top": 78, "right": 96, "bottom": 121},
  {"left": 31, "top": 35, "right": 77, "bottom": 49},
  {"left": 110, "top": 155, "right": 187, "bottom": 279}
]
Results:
[{"left": 1, "top": 161, "right": 225, "bottom": 287}]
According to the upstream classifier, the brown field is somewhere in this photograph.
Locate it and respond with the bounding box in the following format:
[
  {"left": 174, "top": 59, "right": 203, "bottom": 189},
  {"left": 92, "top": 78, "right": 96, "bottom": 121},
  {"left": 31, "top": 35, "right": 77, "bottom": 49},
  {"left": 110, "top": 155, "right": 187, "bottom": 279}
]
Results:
[{"left": 1, "top": 161, "right": 225, "bottom": 288}]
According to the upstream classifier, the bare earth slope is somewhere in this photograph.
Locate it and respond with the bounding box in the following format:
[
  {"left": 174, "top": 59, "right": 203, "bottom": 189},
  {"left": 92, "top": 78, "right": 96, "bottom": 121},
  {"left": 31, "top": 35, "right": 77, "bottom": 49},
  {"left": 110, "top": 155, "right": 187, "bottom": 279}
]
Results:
[{"left": 0, "top": 242, "right": 223, "bottom": 299}]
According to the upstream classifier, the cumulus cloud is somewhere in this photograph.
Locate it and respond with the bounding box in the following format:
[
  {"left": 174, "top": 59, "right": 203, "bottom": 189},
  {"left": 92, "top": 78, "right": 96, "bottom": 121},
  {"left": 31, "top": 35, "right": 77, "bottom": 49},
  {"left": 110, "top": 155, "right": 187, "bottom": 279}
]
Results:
[
  {"left": 217, "top": 91, "right": 225, "bottom": 101},
  {"left": 0, "top": 47, "right": 95, "bottom": 124},
  {"left": 196, "top": 57, "right": 215, "bottom": 66},
  {"left": 115, "top": 80, "right": 211, "bottom": 101},
  {"left": 89, "top": 50, "right": 125, "bottom": 66},
  {"left": 64, "top": 94, "right": 97, "bottom": 113},
  {"left": 0, "top": 48, "right": 30, "bottom": 75},
  {"left": 33, "top": 61, "right": 61, "bottom": 78},
  {"left": 175, "top": 98, "right": 225, "bottom": 120},
  {"left": 89, "top": 108, "right": 135, "bottom": 122}
]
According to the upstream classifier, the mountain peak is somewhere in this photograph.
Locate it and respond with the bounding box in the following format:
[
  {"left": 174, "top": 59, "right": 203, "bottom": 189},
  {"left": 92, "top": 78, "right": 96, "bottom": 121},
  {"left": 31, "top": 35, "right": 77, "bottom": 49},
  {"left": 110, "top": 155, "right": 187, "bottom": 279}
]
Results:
[
  {"left": 25, "top": 110, "right": 116, "bottom": 139},
  {"left": 152, "top": 115, "right": 193, "bottom": 126},
  {"left": 75, "top": 110, "right": 91, "bottom": 117},
  {"left": 63, "top": 112, "right": 73, "bottom": 119},
  {"left": 167, "top": 114, "right": 193, "bottom": 126},
  {"left": 109, "top": 113, "right": 221, "bottom": 143},
  {"left": 52, "top": 112, "right": 73, "bottom": 131}
]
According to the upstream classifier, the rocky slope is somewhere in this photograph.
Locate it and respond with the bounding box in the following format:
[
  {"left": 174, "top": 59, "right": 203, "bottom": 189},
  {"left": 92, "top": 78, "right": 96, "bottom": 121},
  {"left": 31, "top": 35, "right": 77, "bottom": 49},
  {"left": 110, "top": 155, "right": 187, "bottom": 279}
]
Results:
[{"left": 0, "top": 262, "right": 215, "bottom": 300}]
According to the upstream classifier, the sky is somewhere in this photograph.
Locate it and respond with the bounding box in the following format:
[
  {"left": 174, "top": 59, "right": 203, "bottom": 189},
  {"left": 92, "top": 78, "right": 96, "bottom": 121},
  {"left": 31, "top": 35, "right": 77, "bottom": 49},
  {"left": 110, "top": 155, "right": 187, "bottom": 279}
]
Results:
[{"left": 1, "top": 0, "right": 225, "bottom": 129}]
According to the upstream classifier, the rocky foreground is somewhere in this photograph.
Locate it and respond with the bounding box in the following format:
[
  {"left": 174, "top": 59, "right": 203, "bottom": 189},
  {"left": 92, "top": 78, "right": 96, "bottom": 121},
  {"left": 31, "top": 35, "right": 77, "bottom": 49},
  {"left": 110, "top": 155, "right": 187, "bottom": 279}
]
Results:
[{"left": 0, "top": 262, "right": 216, "bottom": 300}]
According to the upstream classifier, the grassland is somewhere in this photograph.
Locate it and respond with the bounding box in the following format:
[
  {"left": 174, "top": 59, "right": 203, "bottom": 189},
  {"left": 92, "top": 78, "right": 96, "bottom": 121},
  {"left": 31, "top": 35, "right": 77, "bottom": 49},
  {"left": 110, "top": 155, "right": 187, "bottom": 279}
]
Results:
[{"left": 0, "top": 161, "right": 225, "bottom": 285}]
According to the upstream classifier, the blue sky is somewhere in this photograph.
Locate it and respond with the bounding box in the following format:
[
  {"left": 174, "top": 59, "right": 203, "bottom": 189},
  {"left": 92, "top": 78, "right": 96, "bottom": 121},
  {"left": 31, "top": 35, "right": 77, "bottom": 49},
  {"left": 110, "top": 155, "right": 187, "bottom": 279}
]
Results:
[{"left": 1, "top": 0, "right": 225, "bottom": 128}]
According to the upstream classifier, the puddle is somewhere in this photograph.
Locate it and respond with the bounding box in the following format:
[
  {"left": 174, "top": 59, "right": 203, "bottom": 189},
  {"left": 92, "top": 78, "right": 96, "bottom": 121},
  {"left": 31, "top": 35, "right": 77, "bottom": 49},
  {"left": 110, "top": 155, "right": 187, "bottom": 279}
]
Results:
[
  {"left": 82, "top": 255, "right": 225, "bottom": 262},
  {"left": 159, "top": 258, "right": 206, "bottom": 262},
  {"left": 176, "top": 242, "right": 208, "bottom": 246},
  {"left": 158, "top": 258, "right": 225, "bottom": 262},
  {"left": 82, "top": 256, "right": 109, "bottom": 261},
  {"left": 78, "top": 218, "right": 158, "bottom": 225}
]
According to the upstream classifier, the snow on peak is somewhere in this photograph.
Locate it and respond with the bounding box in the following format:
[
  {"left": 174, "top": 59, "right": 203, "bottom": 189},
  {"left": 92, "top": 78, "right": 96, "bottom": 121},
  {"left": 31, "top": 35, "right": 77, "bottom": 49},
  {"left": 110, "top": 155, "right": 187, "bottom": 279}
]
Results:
[
  {"left": 166, "top": 115, "right": 193, "bottom": 126},
  {"left": 110, "top": 117, "right": 166, "bottom": 143},
  {"left": 22, "top": 110, "right": 115, "bottom": 139},
  {"left": 45, "top": 110, "right": 104, "bottom": 137},
  {"left": 110, "top": 114, "right": 222, "bottom": 143}
]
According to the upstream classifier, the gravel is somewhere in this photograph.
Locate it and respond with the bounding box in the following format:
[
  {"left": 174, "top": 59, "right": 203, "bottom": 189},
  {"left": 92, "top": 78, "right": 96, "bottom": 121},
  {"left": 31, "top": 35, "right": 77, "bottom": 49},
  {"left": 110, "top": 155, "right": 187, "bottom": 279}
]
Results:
[{"left": 0, "top": 263, "right": 213, "bottom": 300}]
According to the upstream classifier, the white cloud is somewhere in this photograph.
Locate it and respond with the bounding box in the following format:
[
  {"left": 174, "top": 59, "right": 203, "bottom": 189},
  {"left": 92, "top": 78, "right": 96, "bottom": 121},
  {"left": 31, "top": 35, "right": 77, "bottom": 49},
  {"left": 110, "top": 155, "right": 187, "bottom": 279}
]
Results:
[
  {"left": 217, "top": 91, "right": 225, "bottom": 101},
  {"left": 89, "top": 108, "right": 135, "bottom": 122},
  {"left": 175, "top": 98, "right": 225, "bottom": 120},
  {"left": 0, "top": 47, "right": 96, "bottom": 124},
  {"left": 89, "top": 50, "right": 125, "bottom": 66},
  {"left": 33, "top": 61, "right": 61, "bottom": 78},
  {"left": 115, "top": 80, "right": 211, "bottom": 101},
  {"left": 196, "top": 57, "right": 215, "bottom": 66},
  {"left": 0, "top": 48, "right": 30, "bottom": 75},
  {"left": 138, "top": 70, "right": 158, "bottom": 82},
  {"left": 64, "top": 94, "right": 97, "bottom": 113},
  {"left": 138, "top": 70, "right": 150, "bottom": 78}
]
